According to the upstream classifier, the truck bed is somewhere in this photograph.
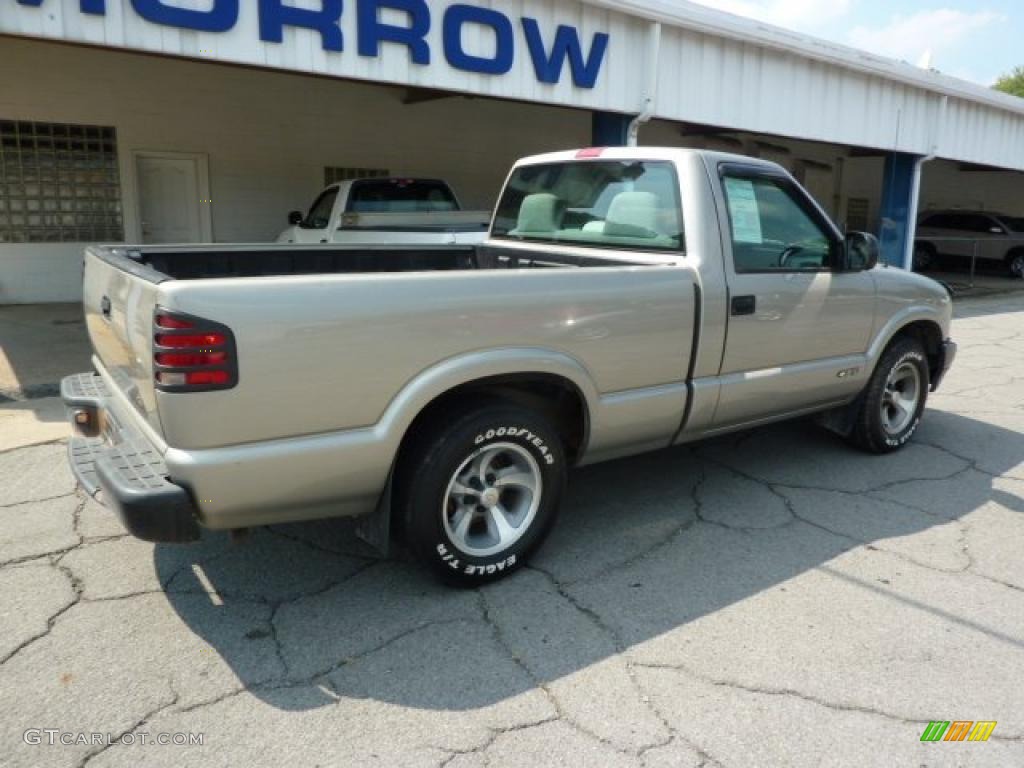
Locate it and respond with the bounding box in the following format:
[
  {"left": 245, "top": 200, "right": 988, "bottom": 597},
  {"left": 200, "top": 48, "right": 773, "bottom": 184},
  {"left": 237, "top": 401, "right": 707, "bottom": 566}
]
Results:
[
  {"left": 106, "top": 243, "right": 658, "bottom": 281},
  {"left": 82, "top": 240, "right": 695, "bottom": 481}
]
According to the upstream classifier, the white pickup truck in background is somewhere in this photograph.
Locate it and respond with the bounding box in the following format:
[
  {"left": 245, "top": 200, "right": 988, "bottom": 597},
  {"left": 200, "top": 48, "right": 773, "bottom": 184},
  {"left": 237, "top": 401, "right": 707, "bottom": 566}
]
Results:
[{"left": 277, "top": 177, "right": 491, "bottom": 246}]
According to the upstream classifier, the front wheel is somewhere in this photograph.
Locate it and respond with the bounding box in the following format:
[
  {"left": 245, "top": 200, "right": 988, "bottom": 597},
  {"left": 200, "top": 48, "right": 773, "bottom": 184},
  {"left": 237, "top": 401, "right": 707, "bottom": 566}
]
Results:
[
  {"left": 913, "top": 243, "right": 935, "bottom": 272},
  {"left": 849, "top": 337, "right": 930, "bottom": 454},
  {"left": 1007, "top": 251, "right": 1024, "bottom": 280},
  {"left": 397, "top": 403, "right": 566, "bottom": 586}
]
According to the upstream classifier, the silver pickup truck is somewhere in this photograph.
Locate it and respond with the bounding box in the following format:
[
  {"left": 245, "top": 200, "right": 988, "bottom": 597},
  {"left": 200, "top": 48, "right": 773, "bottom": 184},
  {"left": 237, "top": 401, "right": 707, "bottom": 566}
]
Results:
[{"left": 63, "top": 147, "right": 956, "bottom": 585}]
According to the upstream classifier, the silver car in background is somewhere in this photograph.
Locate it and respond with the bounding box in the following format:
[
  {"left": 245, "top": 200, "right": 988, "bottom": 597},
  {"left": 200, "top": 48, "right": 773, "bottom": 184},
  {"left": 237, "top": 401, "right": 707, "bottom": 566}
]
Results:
[{"left": 914, "top": 210, "right": 1024, "bottom": 278}]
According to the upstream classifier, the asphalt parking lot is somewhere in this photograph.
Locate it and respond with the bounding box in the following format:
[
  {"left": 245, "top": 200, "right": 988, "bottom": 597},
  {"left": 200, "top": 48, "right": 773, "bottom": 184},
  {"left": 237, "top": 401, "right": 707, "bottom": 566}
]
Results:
[{"left": 2, "top": 295, "right": 1023, "bottom": 767}]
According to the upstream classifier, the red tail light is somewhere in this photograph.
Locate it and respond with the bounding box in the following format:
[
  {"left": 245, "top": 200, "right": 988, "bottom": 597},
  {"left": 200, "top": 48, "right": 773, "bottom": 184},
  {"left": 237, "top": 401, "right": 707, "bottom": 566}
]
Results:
[
  {"left": 183, "top": 370, "right": 230, "bottom": 386},
  {"left": 155, "top": 315, "right": 195, "bottom": 330},
  {"left": 153, "top": 309, "right": 237, "bottom": 392},
  {"left": 155, "top": 333, "right": 227, "bottom": 349},
  {"left": 155, "top": 352, "right": 227, "bottom": 367}
]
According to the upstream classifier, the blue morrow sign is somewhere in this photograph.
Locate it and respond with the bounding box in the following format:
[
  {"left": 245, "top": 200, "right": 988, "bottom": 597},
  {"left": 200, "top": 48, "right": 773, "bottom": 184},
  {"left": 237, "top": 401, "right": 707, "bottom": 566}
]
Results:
[{"left": 15, "top": 0, "right": 611, "bottom": 88}]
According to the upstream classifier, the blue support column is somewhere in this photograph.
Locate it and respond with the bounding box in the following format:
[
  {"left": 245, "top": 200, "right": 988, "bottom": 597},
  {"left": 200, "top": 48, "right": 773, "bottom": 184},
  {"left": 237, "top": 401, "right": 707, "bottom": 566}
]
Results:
[
  {"left": 591, "top": 111, "right": 631, "bottom": 147},
  {"left": 879, "top": 152, "right": 923, "bottom": 269}
]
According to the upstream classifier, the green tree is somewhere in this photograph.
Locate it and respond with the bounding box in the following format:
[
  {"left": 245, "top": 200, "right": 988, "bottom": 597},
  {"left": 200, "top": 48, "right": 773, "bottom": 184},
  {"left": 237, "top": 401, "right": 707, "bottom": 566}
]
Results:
[{"left": 994, "top": 66, "right": 1024, "bottom": 98}]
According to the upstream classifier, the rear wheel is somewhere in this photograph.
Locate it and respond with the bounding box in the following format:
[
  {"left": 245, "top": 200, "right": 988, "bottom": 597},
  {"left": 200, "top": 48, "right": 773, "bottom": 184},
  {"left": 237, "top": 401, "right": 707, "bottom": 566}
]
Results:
[
  {"left": 849, "top": 337, "right": 930, "bottom": 454},
  {"left": 397, "top": 402, "right": 566, "bottom": 586}
]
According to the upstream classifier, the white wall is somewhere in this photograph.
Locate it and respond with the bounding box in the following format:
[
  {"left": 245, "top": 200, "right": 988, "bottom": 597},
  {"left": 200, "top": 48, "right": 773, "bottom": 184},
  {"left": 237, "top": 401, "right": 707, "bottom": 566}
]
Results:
[
  {"left": 0, "top": 37, "right": 590, "bottom": 303},
  {"left": 0, "top": 244, "right": 88, "bottom": 305}
]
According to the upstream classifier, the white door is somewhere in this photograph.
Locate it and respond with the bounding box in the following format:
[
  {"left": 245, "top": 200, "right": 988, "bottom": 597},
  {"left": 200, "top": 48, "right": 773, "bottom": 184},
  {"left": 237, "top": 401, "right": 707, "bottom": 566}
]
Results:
[{"left": 135, "top": 153, "right": 209, "bottom": 243}]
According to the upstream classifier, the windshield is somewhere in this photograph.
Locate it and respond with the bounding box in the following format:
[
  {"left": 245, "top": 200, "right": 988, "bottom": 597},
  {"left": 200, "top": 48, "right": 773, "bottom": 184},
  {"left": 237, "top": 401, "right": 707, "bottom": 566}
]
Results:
[
  {"left": 491, "top": 160, "right": 684, "bottom": 251},
  {"left": 346, "top": 179, "right": 458, "bottom": 213},
  {"left": 302, "top": 188, "right": 338, "bottom": 229}
]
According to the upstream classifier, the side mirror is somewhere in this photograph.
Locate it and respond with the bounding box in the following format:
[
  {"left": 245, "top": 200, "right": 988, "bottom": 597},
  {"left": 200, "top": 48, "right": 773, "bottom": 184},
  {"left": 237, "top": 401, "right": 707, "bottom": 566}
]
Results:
[
  {"left": 288, "top": 211, "right": 304, "bottom": 226},
  {"left": 990, "top": 226, "right": 1005, "bottom": 235},
  {"left": 844, "top": 231, "right": 879, "bottom": 272}
]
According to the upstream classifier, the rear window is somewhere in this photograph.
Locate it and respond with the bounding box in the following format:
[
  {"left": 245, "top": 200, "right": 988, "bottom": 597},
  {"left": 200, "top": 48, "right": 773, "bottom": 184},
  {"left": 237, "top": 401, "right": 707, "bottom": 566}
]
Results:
[
  {"left": 491, "top": 160, "right": 684, "bottom": 252},
  {"left": 346, "top": 179, "right": 458, "bottom": 213}
]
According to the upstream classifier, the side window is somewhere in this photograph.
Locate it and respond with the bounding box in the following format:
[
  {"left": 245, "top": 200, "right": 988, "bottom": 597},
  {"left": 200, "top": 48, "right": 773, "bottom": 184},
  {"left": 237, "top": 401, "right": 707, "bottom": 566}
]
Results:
[
  {"left": 961, "top": 215, "right": 980, "bottom": 233},
  {"left": 723, "top": 174, "right": 835, "bottom": 272},
  {"left": 974, "top": 215, "right": 1001, "bottom": 234},
  {"left": 946, "top": 214, "right": 982, "bottom": 233},
  {"left": 302, "top": 188, "right": 338, "bottom": 229}
]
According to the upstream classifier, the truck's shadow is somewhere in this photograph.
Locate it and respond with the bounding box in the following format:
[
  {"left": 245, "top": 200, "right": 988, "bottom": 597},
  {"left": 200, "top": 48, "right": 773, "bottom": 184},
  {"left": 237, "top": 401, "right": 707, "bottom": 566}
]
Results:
[{"left": 154, "top": 409, "right": 1023, "bottom": 712}]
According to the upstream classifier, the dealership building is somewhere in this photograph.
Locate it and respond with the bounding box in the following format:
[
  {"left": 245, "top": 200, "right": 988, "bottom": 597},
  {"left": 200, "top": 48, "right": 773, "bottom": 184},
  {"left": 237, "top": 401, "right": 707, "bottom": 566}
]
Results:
[{"left": 3, "top": 0, "right": 1024, "bottom": 303}]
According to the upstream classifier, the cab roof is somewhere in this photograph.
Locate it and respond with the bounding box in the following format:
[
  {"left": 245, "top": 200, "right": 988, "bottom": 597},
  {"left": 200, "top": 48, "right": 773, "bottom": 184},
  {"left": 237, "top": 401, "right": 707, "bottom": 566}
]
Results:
[{"left": 513, "top": 146, "right": 787, "bottom": 174}]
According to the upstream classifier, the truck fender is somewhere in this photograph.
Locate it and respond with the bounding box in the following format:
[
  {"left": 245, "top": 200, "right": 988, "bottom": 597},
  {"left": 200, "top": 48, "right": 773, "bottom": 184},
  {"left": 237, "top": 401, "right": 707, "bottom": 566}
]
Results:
[
  {"left": 865, "top": 305, "right": 946, "bottom": 371},
  {"left": 817, "top": 305, "right": 946, "bottom": 439},
  {"left": 373, "top": 347, "right": 600, "bottom": 450},
  {"left": 356, "top": 348, "right": 601, "bottom": 551}
]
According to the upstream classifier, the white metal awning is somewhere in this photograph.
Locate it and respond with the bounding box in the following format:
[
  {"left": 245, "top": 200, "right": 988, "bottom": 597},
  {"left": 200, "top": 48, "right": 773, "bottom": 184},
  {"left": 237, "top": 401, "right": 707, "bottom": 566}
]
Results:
[{"left": 4, "top": 0, "right": 1024, "bottom": 170}]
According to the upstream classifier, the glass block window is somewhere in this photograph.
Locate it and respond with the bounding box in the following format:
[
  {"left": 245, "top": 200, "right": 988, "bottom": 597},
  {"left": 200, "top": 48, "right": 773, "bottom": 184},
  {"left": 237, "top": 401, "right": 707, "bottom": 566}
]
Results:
[
  {"left": 324, "top": 166, "right": 390, "bottom": 186},
  {"left": 0, "top": 120, "right": 124, "bottom": 243}
]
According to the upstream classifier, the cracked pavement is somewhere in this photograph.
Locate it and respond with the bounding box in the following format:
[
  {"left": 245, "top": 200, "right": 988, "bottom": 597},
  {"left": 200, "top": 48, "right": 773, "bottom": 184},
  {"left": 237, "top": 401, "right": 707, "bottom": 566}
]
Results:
[{"left": 2, "top": 295, "right": 1024, "bottom": 767}]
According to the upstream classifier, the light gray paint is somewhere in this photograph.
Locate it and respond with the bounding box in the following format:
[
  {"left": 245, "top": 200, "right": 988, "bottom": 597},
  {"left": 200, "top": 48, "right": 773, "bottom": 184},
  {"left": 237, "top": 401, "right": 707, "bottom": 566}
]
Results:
[{"left": 78, "top": 149, "right": 953, "bottom": 530}]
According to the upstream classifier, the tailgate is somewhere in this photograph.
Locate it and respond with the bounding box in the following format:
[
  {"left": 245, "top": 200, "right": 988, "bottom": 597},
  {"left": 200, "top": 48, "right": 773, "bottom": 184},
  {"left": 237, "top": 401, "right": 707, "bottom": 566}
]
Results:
[{"left": 82, "top": 247, "right": 164, "bottom": 437}]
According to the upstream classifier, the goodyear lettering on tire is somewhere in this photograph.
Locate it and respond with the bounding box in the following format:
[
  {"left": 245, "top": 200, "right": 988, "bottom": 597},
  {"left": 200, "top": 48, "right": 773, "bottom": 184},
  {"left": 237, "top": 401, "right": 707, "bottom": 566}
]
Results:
[{"left": 474, "top": 427, "right": 555, "bottom": 465}]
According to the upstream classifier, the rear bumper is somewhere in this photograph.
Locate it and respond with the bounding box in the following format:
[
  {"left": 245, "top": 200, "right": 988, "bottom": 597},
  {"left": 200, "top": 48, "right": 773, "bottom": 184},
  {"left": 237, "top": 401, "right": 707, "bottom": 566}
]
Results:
[
  {"left": 62, "top": 373, "right": 200, "bottom": 543},
  {"left": 931, "top": 339, "right": 958, "bottom": 392}
]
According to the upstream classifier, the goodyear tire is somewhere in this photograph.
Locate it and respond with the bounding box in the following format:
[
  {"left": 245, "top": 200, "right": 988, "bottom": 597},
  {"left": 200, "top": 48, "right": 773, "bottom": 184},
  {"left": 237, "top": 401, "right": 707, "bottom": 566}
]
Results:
[
  {"left": 850, "top": 337, "right": 930, "bottom": 454},
  {"left": 398, "top": 403, "right": 566, "bottom": 586}
]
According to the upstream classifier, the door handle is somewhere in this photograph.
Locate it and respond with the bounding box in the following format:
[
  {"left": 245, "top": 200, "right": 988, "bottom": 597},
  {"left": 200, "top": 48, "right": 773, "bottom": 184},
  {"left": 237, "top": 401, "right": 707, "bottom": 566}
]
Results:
[
  {"left": 731, "top": 295, "right": 756, "bottom": 316},
  {"left": 101, "top": 295, "right": 112, "bottom": 320}
]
